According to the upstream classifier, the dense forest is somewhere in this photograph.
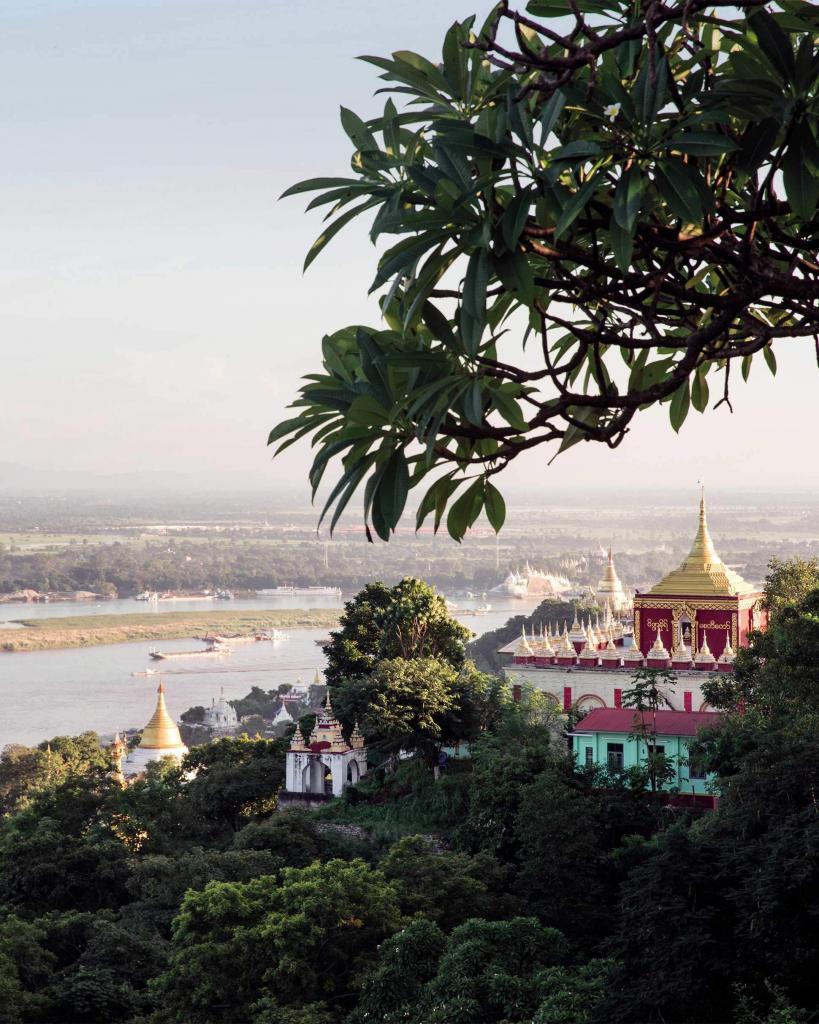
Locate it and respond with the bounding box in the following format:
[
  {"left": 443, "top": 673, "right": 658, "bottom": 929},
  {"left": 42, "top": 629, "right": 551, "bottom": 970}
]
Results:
[{"left": 0, "top": 568, "right": 817, "bottom": 1023}]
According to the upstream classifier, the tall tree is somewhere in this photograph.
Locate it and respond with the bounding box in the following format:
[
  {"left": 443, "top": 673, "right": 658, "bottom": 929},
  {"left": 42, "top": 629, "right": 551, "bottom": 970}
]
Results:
[{"left": 324, "top": 577, "right": 470, "bottom": 688}]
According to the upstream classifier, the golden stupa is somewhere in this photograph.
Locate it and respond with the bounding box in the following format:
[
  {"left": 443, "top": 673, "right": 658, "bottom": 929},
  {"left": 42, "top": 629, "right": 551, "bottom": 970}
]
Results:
[
  {"left": 140, "top": 681, "right": 186, "bottom": 750},
  {"left": 647, "top": 493, "right": 752, "bottom": 597}
]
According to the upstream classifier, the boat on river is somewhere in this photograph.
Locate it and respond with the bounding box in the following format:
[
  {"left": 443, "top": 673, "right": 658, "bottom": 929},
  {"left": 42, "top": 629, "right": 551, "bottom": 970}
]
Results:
[{"left": 148, "top": 646, "right": 231, "bottom": 661}]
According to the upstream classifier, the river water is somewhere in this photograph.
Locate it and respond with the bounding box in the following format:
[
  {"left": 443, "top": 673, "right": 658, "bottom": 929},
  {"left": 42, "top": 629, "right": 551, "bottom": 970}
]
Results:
[{"left": 0, "top": 594, "right": 534, "bottom": 748}]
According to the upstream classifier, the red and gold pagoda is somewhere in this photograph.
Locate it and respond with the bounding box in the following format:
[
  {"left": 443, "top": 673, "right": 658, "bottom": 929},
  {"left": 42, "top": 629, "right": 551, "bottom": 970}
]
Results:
[{"left": 633, "top": 494, "right": 765, "bottom": 660}]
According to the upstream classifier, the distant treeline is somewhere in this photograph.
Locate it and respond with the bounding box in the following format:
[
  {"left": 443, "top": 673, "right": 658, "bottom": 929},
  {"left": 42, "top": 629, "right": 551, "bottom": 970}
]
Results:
[{"left": 0, "top": 533, "right": 812, "bottom": 598}]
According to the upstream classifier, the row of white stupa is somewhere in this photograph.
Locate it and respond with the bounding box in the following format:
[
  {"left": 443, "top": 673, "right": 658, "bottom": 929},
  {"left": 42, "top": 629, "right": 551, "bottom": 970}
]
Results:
[
  {"left": 513, "top": 614, "right": 736, "bottom": 671},
  {"left": 510, "top": 603, "right": 627, "bottom": 654}
]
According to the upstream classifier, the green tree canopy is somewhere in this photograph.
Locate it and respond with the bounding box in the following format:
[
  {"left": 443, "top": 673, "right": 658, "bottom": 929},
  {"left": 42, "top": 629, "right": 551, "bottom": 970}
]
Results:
[
  {"left": 272, "top": 2, "right": 819, "bottom": 540},
  {"left": 353, "top": 916, "right": 570, "bottom": 1024},
  {"left": 325, "top": 577, "right": 471, "bottom": 687},
  {"left": 764, "top": 556, "right": 819, "bottom": 620},
  {"left": 154, "top": 859, "right": 402, "bottom": 1023}
]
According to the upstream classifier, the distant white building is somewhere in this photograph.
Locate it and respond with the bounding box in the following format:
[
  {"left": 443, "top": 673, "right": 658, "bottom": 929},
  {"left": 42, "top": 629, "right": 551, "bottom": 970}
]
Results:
[
  {"left": 272, "top": 701, "right": 295, "bottom": 727},
  {"left": 203, "top": 688, "right": 238, "bottom": 734}
]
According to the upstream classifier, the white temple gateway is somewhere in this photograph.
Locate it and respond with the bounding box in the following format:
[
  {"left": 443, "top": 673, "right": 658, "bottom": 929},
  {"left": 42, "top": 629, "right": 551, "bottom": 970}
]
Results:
[
  {"left": 116, "top": 682, "right": 189, "bottom": 779},
  {"left": 284, "top": 692, "right": 367, "bottom": 799}
]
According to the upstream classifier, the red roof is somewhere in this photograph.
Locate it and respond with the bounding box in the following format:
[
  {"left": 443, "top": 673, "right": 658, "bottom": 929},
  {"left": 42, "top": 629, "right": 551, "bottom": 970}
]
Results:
[{"left": 571, "top": 708, "right": 722, "bottom": 737}]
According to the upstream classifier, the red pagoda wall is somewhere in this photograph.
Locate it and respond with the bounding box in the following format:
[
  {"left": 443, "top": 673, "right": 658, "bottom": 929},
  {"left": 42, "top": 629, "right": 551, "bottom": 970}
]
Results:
[
  {"left": 693, "top": 609, "right": 734, "bottom": 658},
  {"left": 634, "top": 607, "right": 674, "bottom": 657},
  {"left": 635, "top": 595, "right": 764, "bottom": 658}
]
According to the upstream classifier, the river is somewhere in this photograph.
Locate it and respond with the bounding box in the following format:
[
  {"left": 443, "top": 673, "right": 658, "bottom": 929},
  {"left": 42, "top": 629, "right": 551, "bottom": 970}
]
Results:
[{"left": 0, "top": 593, "right": 536, "bottom": 748}]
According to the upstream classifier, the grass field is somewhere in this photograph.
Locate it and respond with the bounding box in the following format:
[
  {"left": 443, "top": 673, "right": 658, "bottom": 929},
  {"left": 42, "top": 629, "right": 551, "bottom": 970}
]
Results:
[{"left": 0, "top": 608, "right": 340, "bottom": 653}]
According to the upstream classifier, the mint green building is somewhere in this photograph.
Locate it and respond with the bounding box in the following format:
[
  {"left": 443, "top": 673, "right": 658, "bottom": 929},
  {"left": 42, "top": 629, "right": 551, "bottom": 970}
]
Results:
[{"left": 569, "top": 707, "right": 720, "bottom": 807}]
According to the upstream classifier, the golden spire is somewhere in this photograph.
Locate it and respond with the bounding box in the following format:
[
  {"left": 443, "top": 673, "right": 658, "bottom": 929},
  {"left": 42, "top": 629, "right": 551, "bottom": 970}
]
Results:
[
  {"left": 648, "top": 490, "right": 753, "bottom": 597},
  {"left": 314, "top": 668, "right": 321, "bottom": 685},
  {"left": 139, "top": 681, "right": 186, "bottom": 750},
  {"left": 688, "top": 490, "right": 719, "bottom": 567}
]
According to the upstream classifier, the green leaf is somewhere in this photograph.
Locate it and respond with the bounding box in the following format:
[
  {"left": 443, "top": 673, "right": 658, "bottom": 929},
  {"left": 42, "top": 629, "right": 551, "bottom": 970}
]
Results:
[
  {"left": 441, "top": 20, "right": 468, "bottom": 99},
  {"left": 494, "top": 251, "right": 534, "bottom": 306},
  {"left": 502, "top": 192, "right": 532, "bottom": 250},
  {"left": 373, "top": 449, "right": 410, "bottom": 535},
  {"left": 347, "top": 394, "right": 390, "bottom": 426},
  {"left": 741, "top": 354, "right": 753, "bottom": 382},
  {"left": 763, "top": 345, "right": 777, "bottom": 376},
  {"left": 550, "top": 140, "right": 602, "bottom": 163},
  {"left": 609, "top": 218, "right": 634, "bottom": 272},
  {"left": 422, "top": 300, "right": 459, "bottom": 350},
  {"left": 668, "top": 132, "right": 740, "bottom": 156},
  {"left": 749, "top": 9, "right": 796, "bottom": 85},
  {"left": 613, "top": 166, "right": 643, "bottom": 231},
  {"left": 654, "top": 160, "right": 703, "bottom": 223},
  {"left": 372, "top": 231, "right": 445, "bottom": 291},
  {"left": 339, "top": 106, "right": 380, "bottom": 152},
  {"left": 554, "top": 173, "right": 600, "bottom": 240},
  {"left": 782, "top": 143, "right": 819, "bottom": 219},
  {"left": 632, "top": 52, "right": 667, "bottom": 125},
  {"left": 280, "top": 177, "right": 363, "bottom": 199},
  {"left": 691, "top": 367, "right": 710, "bottom": 412},
  {"left": 539, "top": 89, "right": 566, "bottom": 140},
  {"left": 492, "top": 388, "right": 527, "bottom": 431},
  {"left": 304, "top": 199, "right": 380, "bottom": 271},
  {"left": 446, "top": 479, "right": 483, "bottom": 541},
  {"left": 460, "top": 249, "right": 491, "bottom": 357},
  {"left": 737, "top": 119, "right": 780, "bottom": 176},
  {"left": 484, "top": 481, "right": 506, "bottom": 533},
  {"left": 464, "top": 379, "right": 484, "bottom": 425},
  {"left": 669, "top": 381, "right": 690, "bottom": 433}
]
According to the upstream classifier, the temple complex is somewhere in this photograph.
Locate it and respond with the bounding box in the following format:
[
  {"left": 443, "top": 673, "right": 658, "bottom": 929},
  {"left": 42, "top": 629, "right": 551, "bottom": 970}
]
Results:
[
  {"left": 118, "top": 681, "right": 189, "bottom": 778},
  {"left": 500, "top": 493, "right": 764, "bottom": 714},
  {"left": 632, "top": 493, "right": 765, "bottom": 659}
]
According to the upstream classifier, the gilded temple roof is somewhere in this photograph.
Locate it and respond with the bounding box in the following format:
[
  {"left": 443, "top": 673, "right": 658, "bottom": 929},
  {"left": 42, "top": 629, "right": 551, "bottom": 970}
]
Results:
[{"left": 647, "top": 495, "right": 753, "bottom": 598}]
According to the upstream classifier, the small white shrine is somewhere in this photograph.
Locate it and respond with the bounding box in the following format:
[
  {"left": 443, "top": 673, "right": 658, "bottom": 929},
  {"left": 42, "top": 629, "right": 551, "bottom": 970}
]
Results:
[
  {"left": 285, "top": 692, "right": 367, "bottom": 798},
  {"left": 203, "top": 687, "right": 238, "bottom": 734}
]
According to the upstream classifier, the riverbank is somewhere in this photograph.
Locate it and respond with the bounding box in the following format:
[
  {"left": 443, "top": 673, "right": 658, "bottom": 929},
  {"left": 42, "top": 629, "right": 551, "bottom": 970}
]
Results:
[{"left": 0, "top": 608, "right": 341, "bottom": 653}]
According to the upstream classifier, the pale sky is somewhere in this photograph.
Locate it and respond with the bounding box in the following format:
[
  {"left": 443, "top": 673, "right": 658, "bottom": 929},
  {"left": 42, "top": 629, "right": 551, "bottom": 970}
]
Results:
[{"left": 2, "top": 0, "right": 818, "bottom": 502}]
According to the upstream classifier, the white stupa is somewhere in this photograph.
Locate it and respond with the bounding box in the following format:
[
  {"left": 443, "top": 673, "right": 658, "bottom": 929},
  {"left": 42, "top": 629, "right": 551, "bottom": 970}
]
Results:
[{"left": 203, "top": 687, "right": 238, "bottom": 734}]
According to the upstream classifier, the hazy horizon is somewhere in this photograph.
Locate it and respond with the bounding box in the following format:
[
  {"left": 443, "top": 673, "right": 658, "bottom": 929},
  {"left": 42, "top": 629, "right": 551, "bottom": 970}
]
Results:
[{"left": 3, "top": 0, "right": 818, "bottom": 503}]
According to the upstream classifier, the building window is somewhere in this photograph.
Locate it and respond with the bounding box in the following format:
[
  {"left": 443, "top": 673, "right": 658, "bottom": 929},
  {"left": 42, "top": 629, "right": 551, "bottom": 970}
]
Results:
[
  {"left": 607, "top": 743, "right": 624, "bottom": 770},
  {"left": 688, "top": 760, "right": 706, "bottom": 780},
  {"left": 647, "top": 744, "right": 666, "bottom": 756},
  {"left": 585, "top": 746, "right": 594, "bottom": 766}
]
